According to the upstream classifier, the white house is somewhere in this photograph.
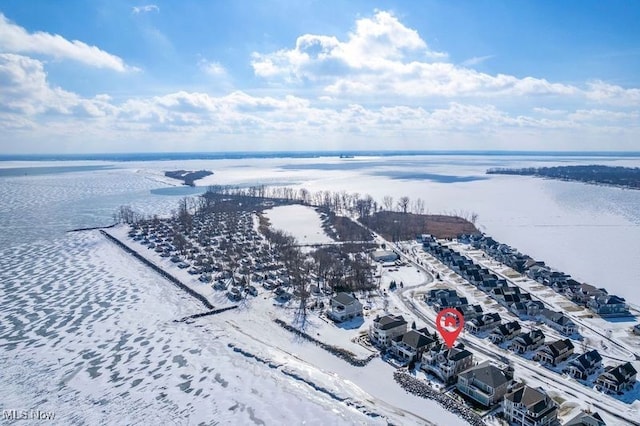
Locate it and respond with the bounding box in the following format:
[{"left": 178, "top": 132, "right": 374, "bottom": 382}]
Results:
[{"left": 327, "top": 292, "right": 363, "bottom": 322}]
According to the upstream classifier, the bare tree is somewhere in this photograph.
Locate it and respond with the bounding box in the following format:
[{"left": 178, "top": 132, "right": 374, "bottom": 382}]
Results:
[
  {"left": 398, "top": 196, "right": 410, "bottom": 214},
  {"left": 382, "top": 195, "right": 394, "bottom": 211}
]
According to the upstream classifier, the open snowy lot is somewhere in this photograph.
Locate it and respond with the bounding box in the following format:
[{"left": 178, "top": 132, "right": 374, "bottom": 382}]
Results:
[{"left": 263, "top": 204, "right": 333, "bottom": 245}]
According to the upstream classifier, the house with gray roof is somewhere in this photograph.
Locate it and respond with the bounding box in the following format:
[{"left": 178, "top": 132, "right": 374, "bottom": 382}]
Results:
[
  {"left": 390, "top": 328, "right": 436, "bottom": 362},
  {"left": 538, "top": 309, "right": 577, "bottom": 335},
  {"left": 327, "top": 292, "right": 362, "bottom": 322},
  {"left": 489, "top": 321, "right": 521, "bottom": 344},
  {"left": 456, "top": 361, "right": 513, "bottom": 407},
  {"left": 534, "top": 339, "right": 574, "bottom": 366},
  {"left": 587, "top": 294, "right": 630, "bottom": 317},
  {"left": 466, "top": 312, "right": 501, "bottom": 334},
  {"left": 502, "top": 384, "right": 558, "bottom": 426},
  {"left": 422, "top": 344, "right": 474, "bottom": 384},
  {"left": 369, "top": 314, "right": 408, "bottom": 348},
  {"left": 564, "top": 411, "right": 605, "bottom": 426},
  {"left": 510, "top": 329, "right": 545, "bottom": 354}
]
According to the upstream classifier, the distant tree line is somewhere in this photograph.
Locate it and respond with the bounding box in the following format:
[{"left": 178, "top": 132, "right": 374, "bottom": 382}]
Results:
[{"left": 487, "top": 165, "right": 640, "bottom": 189}]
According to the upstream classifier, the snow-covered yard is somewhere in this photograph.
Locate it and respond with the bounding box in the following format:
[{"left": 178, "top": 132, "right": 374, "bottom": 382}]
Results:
[{"left": 263, "top": 204, "right": 333, "bottom": 245}]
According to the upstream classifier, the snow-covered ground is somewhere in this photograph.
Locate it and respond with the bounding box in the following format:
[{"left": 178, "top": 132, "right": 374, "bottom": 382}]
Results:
[
  {"left": 2, "top": 154, "right": 640, "bottom": 425},
  {"left": 263, "top": 204, "right": 333, "bottom": 245}
]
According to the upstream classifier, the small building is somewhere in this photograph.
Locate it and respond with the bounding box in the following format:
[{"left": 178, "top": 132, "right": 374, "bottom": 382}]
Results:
[
  {"left": 456, "top": 361, "right": 513, "bottom": 407},
  {"left": 422, "top": 344, "right": 474, "bottom": 384},
  {"left": 565, "top": 350, "right": 602, "bottom": 380},
  {"left": 510, "top": 329, "right": 545, "bottom": 354},
  {"left": 538, "top": 309, "right": 577, "bottom": 335},
  {"left": 595, "top": 362, "right": 637, "bottom": 393},
  {"left": 466, "top": 312, "right": 502, "bottom": 335},
  {"left": 390, "top": 328, "right": 436, "bottom": 362},
  {"left": 502, "top": 384, "right": 558, "bottom": 426},
  {"left": 327, "top": 292, "right": 363, "bottom": 322},
  {"left": 371, "top": 250, "right": 399, "bottom": 263},
  {"left": 534, "top": 339, "right": 574, "bottom": 366},
  {"left": 489, "top": 321, "right": 521, "bottom": 344},
  {"left": 564, "top": 411, "right": 606, "bottom": 426},
  {"left": 369, "top": 314, "right": 408, "bottom": 348}
]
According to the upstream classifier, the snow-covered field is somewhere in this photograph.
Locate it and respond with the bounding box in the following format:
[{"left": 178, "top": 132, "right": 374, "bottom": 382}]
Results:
[
  {"left": 263, "top": 204, "right": 333, "bottom": 245},
  {"left": 2, "top": 153, "right": 640, "bottom": 424}
]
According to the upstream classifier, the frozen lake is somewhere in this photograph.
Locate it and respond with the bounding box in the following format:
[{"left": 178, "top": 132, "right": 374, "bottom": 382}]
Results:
[{"left": 1, "top": 152, "right": 639, "bottom": 423}]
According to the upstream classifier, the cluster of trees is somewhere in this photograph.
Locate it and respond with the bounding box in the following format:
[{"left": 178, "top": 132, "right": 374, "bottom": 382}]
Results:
[
  {"left": 487, "top": 165, "right": 640, "bottom": 189},
  {"left": 311, "top": 246, "right": 376, "bottom": 293},
  {"left": 204, "top": 185, "right": 430, "bottom": 218}
]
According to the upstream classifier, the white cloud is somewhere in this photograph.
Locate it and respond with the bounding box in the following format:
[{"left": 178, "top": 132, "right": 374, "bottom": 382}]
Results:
[
  {"left": 132, "top": 5, "right": 159, "bottom": 14},
  {"left": 0, "top": 13, "right": 135, "bottom": 72},
  {"left": 251, "top": 10, "right": 640, "bottom": 106},
  {"left": 198, "top": 59, "right": 227, "bottom": 76}
]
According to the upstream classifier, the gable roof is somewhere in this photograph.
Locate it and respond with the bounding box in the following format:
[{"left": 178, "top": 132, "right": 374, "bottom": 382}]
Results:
[
  {"left": 505, "top": 385, "right": 555, "bottom": 414},
  {"left": 564, "top": 411, "right": 605, "bottom": 426},
  {"left": 398, "top": 330, "right": 435, "bottom": 349},
  {"left": 459, "top": 362, "right": 510, "bottom": 388},
  {"left": 542, "top": 339, "right": 574, "bottom": 357},
  {"left": 569, "top": 350, "right": 602, "bottom": 371},
  {"left": 332, "top": 292, "right": 357, "bottom": 306},
  {"left": 375, "top": 314, "right": 407, "bottom": 330}
]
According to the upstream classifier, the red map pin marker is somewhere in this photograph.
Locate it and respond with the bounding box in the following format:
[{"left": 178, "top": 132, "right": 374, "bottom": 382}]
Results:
[{"left": 436, "top": 308, "right": 464, "bottom": 348}]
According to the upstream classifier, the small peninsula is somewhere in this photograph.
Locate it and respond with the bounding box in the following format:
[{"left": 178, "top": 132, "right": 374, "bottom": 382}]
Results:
[
  {"left": 487, "top": 164, "right": 640, "bottom": 189},
  {"left": 164, "top": 169, "right": 213, "bottom": 186}
]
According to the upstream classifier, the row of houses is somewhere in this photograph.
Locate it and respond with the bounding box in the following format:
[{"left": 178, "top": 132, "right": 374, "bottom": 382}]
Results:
[
  {"left": 422, "top": 237, "right": 579, "bottom": 338},
  {"left": 462, "top": 234, "right": 630, "bottom": 317},
  {"left": 370, "top": 314, "right": 633, "bottom": 424}
]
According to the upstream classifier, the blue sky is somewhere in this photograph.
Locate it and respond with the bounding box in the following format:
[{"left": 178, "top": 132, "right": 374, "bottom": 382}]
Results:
[{"left": 1, "top": 0, "right": 639, "bottom": 153}]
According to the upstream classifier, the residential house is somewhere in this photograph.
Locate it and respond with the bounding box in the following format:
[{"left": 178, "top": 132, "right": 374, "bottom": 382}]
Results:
[
  {"left": 565, "top": 350, "right": 602, "bottom": 380},
  {"left": 633, "top": 324, "right": 640, "bottom": 336},
  {"left": 511, "top": 301, "right": 545, "bottom": 318},
  {"left": 466, "top": 313, "right": 502, "bottom": 334},
  {"left": 564, "top": 411, "right": 606, "bottom": 426},
  {"left": 502, "top": 384, "right": 558, "bottom": 426},
  {"left": 421, "top": 344, "right": 474, "bottom": 384},
  {"left": 510, "top": 329, "right": 545, "bottom": 354},
  {"left": 390, "top": 328, "right": 436, "bottom": 362},
  {"left": 587, "top": 295, "right": 630, "bottom": 317},
  {"left": 369, "top": 314, "right": 408, "bottom": 348},
  {"left": 538, "top": 309, "right": 577, "bottom": 335},
  {"left": 425, "top": 288, "right": 468, "bottom": 311},
  {"left": 568, "top": 284, "right": 607, "bottom": 305},
  {"left": 596, "top": 362, "right": 637, "bottom": 393},
  {"left": 489, "top": 321, "right": 521, "bottom": 344},
  {"left": 327, "top": 292, "right": 363, "bottom": 322},
  {"left": 534, "top": 339, "right": 574, "bottom": 366},
  {"left": 456, "top": 361, "right": 513, "bottom": 407},
  {"left": 455, "top": 304, "right": 484, "bottom": 321}
]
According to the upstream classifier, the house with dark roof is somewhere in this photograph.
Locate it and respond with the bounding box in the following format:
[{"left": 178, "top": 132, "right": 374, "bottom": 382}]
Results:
[
  {"left": 421, "top": 344, "right": 474, "bottom": 384},
  {"left": 327, "top": 292, "right": 363, "bottom": 322},
  {"left": 425, "top": 288, "right": 468, "bottom": 312},
  {"left": 538, "top": 309, "right": 577, "bottom": 335},
  {"left": 510, "top": 329, "right": 545, "bottom": 354},
  {"left": 534, "top": 339, "right": 574, "bottom": 366},
  {"left": 595, "top": 362, "right": 637, "bottom": 393},
  {"left": 568, "top": 284, "right": 607, "bottom": 305},
  {"left": 564, "top": 410, "right": 606, "bottom": 426},
  {"left": 587, "top": 294, "right": 630, "bottom": 317},
  {"left": 455, "top": 304, "right": 483, "bottom": 321},
  {"left": 369, "top": 314, "right": 408, "bottom": 348},
  {"left": 466, "top": 312, "right": 501, "bottom": 334},
  {"left": 502, "top": 384, "right": 558, "bottom": 426},
  {"left": 565, "top": 350, "right": 602, "bottom": 380},
  {"left": 511, "top": 301, "right": 545, "bottom": 318},
  {"left": 390, "top": 328, "right": 436, "bottom": 362},
  {"left": 456, "top": 361, "right": 513, "bottom": 407},
  {"left": 489, "top": 321, "right": 521, "bottom": 344}
]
